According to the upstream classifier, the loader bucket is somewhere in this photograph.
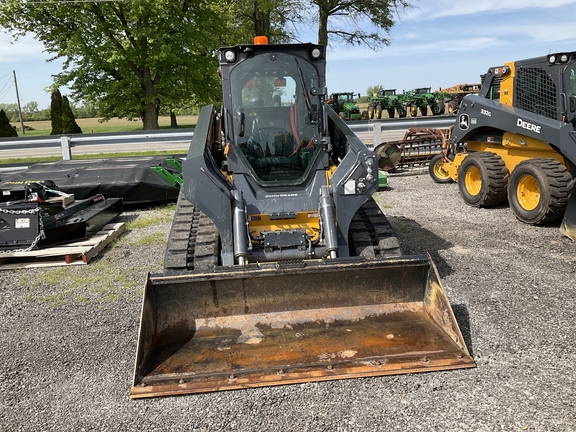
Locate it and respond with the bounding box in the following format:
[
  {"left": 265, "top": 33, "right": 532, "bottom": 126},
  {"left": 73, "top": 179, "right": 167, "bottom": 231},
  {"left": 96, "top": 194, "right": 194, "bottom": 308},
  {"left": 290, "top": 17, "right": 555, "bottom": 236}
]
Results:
[
  {"left": 560, "top": 192, "right": 576, "bottom": 241},
  {"left": 130, "top": 255, "right": 474, "bottom": 398}
]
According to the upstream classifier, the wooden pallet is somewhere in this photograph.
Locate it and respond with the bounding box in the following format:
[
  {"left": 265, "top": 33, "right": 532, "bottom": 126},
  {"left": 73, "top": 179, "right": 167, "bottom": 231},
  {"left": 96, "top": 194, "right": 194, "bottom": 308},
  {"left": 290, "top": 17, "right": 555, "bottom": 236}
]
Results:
[{"left": 0, "top": 222, "right": 126, "bottom": 270}]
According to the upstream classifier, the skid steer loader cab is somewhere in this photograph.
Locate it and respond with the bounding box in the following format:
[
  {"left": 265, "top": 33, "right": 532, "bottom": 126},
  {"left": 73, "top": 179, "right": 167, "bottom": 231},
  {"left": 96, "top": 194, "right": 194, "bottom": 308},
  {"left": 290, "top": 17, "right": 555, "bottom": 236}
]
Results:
[
  {"left": 130, "top": 37, "right": 475, "bottom": 399},
  {"left": 227, "top": 48, "right": 324, "bottom": 185}
]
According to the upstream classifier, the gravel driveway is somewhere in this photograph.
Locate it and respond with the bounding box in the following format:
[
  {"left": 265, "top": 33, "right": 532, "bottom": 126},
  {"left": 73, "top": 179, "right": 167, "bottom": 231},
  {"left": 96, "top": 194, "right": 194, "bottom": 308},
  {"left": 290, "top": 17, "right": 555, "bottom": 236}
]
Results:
[{"left": 1, "top": 168, "right": 575, "bottom": 431}]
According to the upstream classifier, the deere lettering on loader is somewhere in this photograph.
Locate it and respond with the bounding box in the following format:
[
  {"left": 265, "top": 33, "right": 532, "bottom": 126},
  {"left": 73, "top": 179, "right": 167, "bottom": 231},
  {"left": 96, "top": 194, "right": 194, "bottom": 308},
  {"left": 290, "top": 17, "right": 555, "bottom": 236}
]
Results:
[
  {"left": 430, "top": 51, "right": 576, "bottom": 240},
  {"left": 130, "top": 37, "right": 474, "bottom": 399}
]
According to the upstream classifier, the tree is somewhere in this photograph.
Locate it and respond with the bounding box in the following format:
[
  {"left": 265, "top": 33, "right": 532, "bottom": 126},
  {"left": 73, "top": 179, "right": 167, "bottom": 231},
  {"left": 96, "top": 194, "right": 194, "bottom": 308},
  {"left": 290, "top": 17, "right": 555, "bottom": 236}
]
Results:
[
  {"left": 0, "top": 109, "right": 17, "bottom": 137},
  {"left": 0, "top": 104, "right": 19, "bottom": 122},
  {"left": 61, "top": 96, "right": 82, "bottom": 134},
  {"left": 50, "top": 89, "right": 63, "bottom": 135},
  {"left": 22, "top": 101, "right": 39, "bottom": 120},
  {"left": 50, "top": 89, "right": 81, "bottom": 134},
  {"left": 232, "top": 0, "right": 295, "bottom": 43},
  {"left": 0, "top": 1, "right": 230, "bottom": 130},
  {"left": 305, "top": 0, "right": 412, "bottom": 48},
  {"left": 366, "top": 84, "right": 384, "bottom": 97}
]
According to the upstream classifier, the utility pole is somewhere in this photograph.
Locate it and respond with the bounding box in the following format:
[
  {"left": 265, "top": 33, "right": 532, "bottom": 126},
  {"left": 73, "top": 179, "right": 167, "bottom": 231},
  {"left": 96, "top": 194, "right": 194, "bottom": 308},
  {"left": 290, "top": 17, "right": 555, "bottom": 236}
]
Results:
[{"left": 13, "top": 70, "right": 25, "bottom": 135}]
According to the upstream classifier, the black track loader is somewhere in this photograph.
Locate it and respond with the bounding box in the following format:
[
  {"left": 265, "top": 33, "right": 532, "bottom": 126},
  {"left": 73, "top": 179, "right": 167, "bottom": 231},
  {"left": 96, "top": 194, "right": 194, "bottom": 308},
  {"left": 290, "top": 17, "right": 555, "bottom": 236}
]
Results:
[{"left": 130, "top": 37, "right": 474, "bottom": 398}]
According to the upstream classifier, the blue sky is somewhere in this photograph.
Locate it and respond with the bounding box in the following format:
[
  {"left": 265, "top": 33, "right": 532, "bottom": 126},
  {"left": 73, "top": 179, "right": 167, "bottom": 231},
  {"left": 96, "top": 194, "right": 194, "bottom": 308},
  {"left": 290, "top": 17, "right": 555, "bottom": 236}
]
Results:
[{"left": 2, "top": 0, "right": 576, "bottom": 110}]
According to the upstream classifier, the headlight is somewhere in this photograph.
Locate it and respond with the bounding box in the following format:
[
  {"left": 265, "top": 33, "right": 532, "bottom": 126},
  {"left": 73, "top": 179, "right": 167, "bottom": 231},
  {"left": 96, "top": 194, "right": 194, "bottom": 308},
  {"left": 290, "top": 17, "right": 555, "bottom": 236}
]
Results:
[
  {"left": 310, "top": 47, "right": 322, "bottom": 59},
  {"left": 224, "top": 50, "right": 236, "bottom": 63}
]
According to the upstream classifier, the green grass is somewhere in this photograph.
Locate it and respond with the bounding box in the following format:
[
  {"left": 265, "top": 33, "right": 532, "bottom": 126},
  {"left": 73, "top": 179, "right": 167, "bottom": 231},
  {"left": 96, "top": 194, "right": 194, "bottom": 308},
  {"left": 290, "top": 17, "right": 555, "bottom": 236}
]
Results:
[
  {"left": 0, "top": 150, "right": 188, "bottom": 166},
  {"left": 2, "top": 115, "right": 195, "bottom": 164},
  {"left": 21, "top": 254, "right": 150, "bottom": 306},
  {"left": 13, "top": 115, "right": 198, "bottom": 137},
  {"left": 125, "top": 204, "right": 176, "bottom": 230},
  {"left": 374, "top": 193, "right": 393, "bottom": 209},
  {"left": 17, "top": 203, "right": 176, "bottom": 306}
]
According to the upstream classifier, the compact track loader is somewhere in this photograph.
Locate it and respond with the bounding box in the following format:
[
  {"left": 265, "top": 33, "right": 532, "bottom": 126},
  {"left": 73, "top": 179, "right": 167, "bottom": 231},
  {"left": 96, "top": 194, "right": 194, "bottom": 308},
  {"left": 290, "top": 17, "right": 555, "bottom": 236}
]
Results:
[
  {"left": 130, "top": 37, "right": 474, "bottom": 398},
  {"left": 431, "top": 51, "right": 576, "bottom": 239}
]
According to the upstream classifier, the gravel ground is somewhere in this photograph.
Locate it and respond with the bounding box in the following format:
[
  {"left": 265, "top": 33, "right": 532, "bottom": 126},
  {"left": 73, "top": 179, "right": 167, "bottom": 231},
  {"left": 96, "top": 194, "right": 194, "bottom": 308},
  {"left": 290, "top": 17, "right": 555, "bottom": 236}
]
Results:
[{"left": 1, "top": 168, "right": 575, "bottom": 432}]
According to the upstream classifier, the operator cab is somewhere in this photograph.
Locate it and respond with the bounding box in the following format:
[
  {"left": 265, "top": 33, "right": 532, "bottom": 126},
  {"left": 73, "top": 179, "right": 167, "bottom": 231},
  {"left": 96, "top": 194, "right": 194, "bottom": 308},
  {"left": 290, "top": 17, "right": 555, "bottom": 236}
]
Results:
[{"left": 220, "top": 38, "right": 327, "bottom": 185}]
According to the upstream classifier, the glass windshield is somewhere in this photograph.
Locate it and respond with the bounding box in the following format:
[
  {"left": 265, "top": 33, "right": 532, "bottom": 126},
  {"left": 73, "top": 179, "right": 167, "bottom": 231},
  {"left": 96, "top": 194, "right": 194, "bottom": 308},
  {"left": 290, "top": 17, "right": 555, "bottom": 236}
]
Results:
[
  {"left": 231, "top": 53, "right": 321, "bottom": 184},
  {"left": 564, "top": 63, "right": 576, "bottom": 125}
]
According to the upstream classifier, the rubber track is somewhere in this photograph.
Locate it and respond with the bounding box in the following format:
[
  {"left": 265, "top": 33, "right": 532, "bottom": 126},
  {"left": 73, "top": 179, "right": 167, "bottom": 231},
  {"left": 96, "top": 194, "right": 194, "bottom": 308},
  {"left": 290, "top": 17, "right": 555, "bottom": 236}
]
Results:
[
  {"left": 164, "top": 189, "right": 218, "bottom": 274},
  {"left": 165, "top": 192, "right": 401, "bottom": 272},
  {"left": 348, "top": 197, "right": 402, "bottom": 258}
]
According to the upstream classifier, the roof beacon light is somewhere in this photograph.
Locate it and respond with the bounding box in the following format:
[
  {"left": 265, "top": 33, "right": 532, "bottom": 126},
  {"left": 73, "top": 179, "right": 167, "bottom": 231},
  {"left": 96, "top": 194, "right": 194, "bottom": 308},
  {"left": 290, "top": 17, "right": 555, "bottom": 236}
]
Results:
[{"left": 254, "top": 36, "right": 268, "bottom": 45}]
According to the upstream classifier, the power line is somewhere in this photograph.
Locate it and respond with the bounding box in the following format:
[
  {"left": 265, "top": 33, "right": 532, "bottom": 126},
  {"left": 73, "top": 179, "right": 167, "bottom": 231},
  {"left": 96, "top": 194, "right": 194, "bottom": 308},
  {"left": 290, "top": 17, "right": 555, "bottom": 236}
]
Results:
[{"left": 0, "top": 74, "right": 14, "bottom": 102}]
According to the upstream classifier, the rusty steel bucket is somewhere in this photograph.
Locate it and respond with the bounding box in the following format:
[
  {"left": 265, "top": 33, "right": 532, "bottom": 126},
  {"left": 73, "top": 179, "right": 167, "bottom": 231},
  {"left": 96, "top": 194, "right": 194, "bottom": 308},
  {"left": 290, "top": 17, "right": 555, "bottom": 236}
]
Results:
[{"left": 130, "top": 255, "right": 475, "bottom": 398}]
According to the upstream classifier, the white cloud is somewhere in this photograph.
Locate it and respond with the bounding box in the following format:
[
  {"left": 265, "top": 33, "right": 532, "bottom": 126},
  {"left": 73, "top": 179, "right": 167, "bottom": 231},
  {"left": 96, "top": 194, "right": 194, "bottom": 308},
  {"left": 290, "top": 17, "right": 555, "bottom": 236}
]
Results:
[
  {"left": 409, "top": 0, "right": 576, "bottom": 18},
  {"left": 328, "top": 36, "right": 501, "bottom": 62},
  {"left": 0, "top": 32, "right": 48, "bottom": 63}
]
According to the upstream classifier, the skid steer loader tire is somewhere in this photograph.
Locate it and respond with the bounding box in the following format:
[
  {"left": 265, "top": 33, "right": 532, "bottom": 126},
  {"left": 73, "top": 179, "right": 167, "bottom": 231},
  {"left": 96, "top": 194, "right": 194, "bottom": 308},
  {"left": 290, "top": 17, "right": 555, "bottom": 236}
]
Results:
[
  {"left": 458, "top": 152, "right": 508, "bottom": 207},
  {"left": 508, "top": 158, "right": 573, "bottom": 225},
  {"left": 429, "top": 154, "right": 453, "bottom": 184}
]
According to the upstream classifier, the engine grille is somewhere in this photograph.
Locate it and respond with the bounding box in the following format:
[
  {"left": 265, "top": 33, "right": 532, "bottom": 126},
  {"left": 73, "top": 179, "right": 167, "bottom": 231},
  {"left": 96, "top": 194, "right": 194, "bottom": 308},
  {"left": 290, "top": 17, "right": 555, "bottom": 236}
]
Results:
[{"left": 515, "top": 66, "right": 557, "bottom": 120}]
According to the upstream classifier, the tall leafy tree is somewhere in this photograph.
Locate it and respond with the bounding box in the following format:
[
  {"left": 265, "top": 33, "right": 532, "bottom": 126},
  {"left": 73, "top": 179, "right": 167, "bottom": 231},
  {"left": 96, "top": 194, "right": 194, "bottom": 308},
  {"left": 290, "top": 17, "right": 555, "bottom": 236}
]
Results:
[
  {"left": 49, "top": 89, "right": 63, "bottom": 135},
  {"left": 50, "top": 88, "right": 81, "bottom": 134},
  {"left": 0, "top": 109, "right": 17, "bottom": 137},
  {"left": 299, "top": 0, "right": 412, "bottom": 48},
  {"left": 61, "top": 95, "right": 82, "bottom": 134},
  {"left": 0, "top": 0, "right": 228, "bottom": 130},
  {"left": 231, "top": 0, "right": 294, "bottom": 43}
]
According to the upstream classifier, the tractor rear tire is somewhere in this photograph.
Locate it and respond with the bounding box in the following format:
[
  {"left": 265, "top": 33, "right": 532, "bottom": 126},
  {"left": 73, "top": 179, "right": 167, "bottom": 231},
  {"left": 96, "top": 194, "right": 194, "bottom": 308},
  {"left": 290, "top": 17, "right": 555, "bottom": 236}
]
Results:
[
  {"left": 437, "top": 101, "right": 445, "bottom": 115},
  {"left": 375, "top": 104, "right": 382, "bottom": 119},
  {"left": 409, "top": 105, "right": 417, "bottom": 117},
  {"left": 387, "top": 108, "right": 395, "bottom": 118},
  {"left": 420, "top": 106, "right": 428, "bottom": 116},
  {"left": 368, "top": 106, "right": 374, "bottom": 119},
  {"left": 508, "top": 158, "right": 573, "bottom": 225},
  {"left": 429, "top": 154, "right": 453, "bottom": 184},
  {"left": 458, "top": 152, "right": 508, "bottom": 207}
]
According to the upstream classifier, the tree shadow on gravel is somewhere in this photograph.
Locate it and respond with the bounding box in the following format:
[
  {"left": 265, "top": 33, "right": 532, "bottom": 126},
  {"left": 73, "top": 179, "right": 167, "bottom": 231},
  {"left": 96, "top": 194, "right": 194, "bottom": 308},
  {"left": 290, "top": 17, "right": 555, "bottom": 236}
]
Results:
[{"left": 387, "top": 215, "right": 454, "bottom": 278}]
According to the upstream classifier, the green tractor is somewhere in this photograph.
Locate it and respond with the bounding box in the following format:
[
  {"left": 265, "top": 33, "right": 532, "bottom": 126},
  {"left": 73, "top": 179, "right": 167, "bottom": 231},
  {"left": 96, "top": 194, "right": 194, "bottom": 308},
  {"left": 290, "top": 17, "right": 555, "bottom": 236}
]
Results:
[
  {"left": 327, "top": 92, "right": 363, "bottom": 120},
  {"left": 404, "top": 87, "right": 446, "bottom": 117},
  {"left": 367, "top": 89, "right": 406, "bottom": 119}
]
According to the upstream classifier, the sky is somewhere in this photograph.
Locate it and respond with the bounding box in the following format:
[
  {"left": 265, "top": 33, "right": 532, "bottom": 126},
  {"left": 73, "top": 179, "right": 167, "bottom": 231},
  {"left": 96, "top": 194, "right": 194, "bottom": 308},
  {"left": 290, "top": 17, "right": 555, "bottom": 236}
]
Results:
[{"left": 2, "top": 0, "right": 576, "bottom": 110}]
